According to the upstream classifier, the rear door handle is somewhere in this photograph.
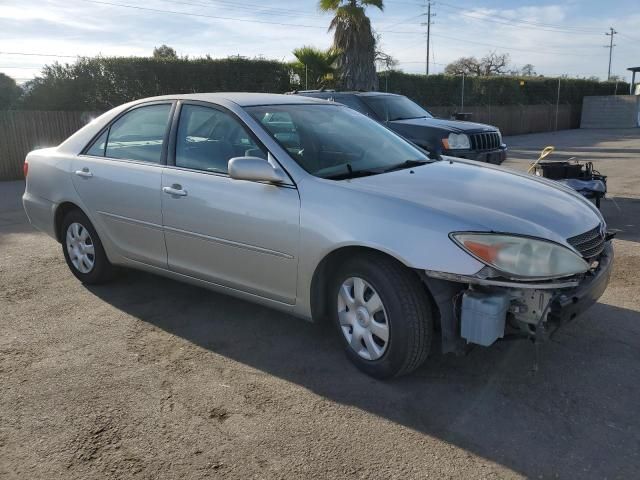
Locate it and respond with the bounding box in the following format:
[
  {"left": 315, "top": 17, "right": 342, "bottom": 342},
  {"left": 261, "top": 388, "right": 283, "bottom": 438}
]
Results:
[
  {"left": 162, "top": 185, "right": 187, "bottom": 197},
  {"left": 74, "top": 168, "right": 93, "bottom": 178}
]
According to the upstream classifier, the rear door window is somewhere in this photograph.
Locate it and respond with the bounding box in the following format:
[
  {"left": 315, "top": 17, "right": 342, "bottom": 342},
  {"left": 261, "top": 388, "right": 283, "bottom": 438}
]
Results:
[{"left": 103, "top": 104, "right": 172, "bottom": 163}]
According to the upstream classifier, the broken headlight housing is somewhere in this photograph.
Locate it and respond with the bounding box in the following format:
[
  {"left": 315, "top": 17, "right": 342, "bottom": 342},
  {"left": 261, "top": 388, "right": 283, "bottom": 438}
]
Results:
[{"left": 451, "top": 233, "right": 589, "bottom": 280}]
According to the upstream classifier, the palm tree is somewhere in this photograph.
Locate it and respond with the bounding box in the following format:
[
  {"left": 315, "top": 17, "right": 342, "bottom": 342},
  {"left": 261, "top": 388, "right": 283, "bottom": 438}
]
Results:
[
  {"left": 292, "top": 46, "right": 338, "bottom": 90},
  {"left": 319, "top": 0, "right": 383, "bottom": 91}
]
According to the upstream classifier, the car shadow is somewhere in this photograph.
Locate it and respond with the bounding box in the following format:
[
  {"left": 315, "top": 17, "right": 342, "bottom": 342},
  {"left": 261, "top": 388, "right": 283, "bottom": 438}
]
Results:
[{"left": 87, "top": 271, "right": 640, "bottom": 479}]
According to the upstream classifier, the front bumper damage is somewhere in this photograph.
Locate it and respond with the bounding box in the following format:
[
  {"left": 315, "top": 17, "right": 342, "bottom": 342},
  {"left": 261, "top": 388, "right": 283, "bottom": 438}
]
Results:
[{"left": 422, "top": 241, "right": 614, "bottom": 354}]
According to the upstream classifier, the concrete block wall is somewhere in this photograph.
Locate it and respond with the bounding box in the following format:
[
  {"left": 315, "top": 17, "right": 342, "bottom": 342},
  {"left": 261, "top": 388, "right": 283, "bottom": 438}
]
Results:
[{"left": 581, "top": 95, "right": 640, "bottom": 128}]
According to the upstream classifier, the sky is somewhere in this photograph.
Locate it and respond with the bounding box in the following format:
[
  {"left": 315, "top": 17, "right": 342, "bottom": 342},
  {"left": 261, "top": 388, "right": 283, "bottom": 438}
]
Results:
[{"left": 0, "top": 0, "right": 639, "bottom": 83}]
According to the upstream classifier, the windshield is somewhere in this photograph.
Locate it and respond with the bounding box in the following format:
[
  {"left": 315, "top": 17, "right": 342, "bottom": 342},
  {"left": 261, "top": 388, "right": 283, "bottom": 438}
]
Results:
[
  {"left": 246, "top": 104, "right": 431, "bottom": 179},
  {"left": 360, "top": 95, "right": 433, "bottom": 122}
]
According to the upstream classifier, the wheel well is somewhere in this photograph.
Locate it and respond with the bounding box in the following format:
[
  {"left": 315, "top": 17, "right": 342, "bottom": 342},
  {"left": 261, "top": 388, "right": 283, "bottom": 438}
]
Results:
[
  {"left": 309, "top": 246, "right": 417, "bottom": 322},
  {"left": 54, "top": 202, "right": 82, "bottom": 242}
]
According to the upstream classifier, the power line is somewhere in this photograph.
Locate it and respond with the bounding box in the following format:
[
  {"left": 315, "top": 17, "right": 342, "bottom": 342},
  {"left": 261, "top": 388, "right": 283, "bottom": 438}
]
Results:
[
  {"left": 76, "top": 0, "right": 432, "bottom": 34},
  {"left": 154, "top": 0, "right": 325, "bottom": 20},
  {"left": 420, "top": 32, "right": 608, "bottom": 57},
  {"left": 0, "top": 51, "right": 78, "bottom": 58},
  {"left": 618, "top": 32, "right": 640, "bottom": 42},
  {"left": 377, "top": 13, "right": 425, "bottom": 31},
  {"left": 76, "top": 0, "right": 328, "bottom": 29},
  {"left": 436, "top": 1, "right": 603, "bottom": 34}
]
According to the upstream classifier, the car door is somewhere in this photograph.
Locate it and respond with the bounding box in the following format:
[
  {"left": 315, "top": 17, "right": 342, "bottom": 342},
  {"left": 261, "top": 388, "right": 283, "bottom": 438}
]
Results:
[
  {"left": 161, "top": 102, "right": 300, "bottom": 304},
  {"left": 72, "top": 102, "right": 174, "bottom": 268}
]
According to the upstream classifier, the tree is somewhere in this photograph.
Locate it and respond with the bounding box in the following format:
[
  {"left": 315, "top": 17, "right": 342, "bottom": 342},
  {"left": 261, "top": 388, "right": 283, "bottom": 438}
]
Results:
[
  {"left": 444, "top": 56, "right": 481, "bottom": 76},
  {"left": 444, "top": 52, "right": 511, "bottom": 76},
  {"left": 374, "top": 34, "right": 398, "bottom": 72},
  {"left": 479, "top": 52, "right": 510, "bottom": 76},
  {"left": 292, "top": 46, "right": 338, "bottom": 89},
  {"left": 0, "top": 73, "right": 22, "bottom": 109},
  {"left": 153, "top": 45, "right": 178, "bottom": 60},
  {"left": 520, "top": 63, "right": 536, "bottom": 76},
  {"left": 319, "top": 0, "right": 383, "bottom": 91}
]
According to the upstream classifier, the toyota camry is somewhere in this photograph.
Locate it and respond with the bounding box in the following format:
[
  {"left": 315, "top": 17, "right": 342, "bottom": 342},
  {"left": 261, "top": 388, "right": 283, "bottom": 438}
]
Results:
[{"left": 23, "top": 93, "right": 613, "bottom": 378}]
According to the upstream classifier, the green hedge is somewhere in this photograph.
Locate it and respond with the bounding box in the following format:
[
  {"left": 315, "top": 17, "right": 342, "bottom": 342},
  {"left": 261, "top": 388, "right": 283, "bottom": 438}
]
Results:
[
  {"left": 379, "top": 72, "right": 629, "bottom": 107},
  {"left": 13, "top": 56, "right": 629, "bottom": 111},
  {"left": 18, "top": 57, "right": 292, "bottom": 111}
]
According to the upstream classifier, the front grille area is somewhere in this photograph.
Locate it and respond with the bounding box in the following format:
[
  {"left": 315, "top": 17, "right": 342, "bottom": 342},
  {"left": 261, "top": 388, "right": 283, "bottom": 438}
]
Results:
[
  {"left": 470, "top": 132, "right": 501, "bottom": 151},
  {"left": 567, "top": 225, "right": 605, "bottom": 259}
]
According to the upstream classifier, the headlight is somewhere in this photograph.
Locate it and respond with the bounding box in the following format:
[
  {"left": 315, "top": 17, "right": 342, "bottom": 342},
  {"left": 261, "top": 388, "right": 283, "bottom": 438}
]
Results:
[
  {"left": 451, "top": 233, "right": 589, "bottom": 279},
  {"left": 443, "top": 133, "right": 470, "bottom": 150}
]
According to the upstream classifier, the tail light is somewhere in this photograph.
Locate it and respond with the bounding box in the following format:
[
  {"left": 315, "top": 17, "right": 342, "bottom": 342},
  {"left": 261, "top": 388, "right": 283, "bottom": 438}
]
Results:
[{"left": 23, "top": 160, "right": 28, "bottom": 177}]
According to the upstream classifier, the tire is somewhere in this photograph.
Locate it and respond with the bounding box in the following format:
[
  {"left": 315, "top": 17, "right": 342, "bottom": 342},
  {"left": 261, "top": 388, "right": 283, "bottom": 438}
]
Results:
[
  {"left": 329, "top": 253, "right": 433, "bottom": 379},
  {"left": 61, "top": 209, "right": 114, "bottom": 284}
]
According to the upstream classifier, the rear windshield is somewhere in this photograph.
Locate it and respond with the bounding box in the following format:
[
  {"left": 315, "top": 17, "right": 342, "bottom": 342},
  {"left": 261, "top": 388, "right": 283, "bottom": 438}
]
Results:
[{"left": 360, "top": 95, "right": 433, "bottom": 122}]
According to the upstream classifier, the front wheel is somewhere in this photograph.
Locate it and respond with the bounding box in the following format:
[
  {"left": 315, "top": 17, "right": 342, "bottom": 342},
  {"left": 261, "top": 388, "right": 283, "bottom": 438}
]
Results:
[{"left": 330, "top": 254, "right": 434, "bottom": 378}]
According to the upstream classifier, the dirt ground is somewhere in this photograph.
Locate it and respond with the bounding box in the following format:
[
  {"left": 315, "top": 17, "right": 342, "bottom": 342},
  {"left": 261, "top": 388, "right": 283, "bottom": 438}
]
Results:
[{"left": 1, "top": 128, "right": 639, "bottom": 479}]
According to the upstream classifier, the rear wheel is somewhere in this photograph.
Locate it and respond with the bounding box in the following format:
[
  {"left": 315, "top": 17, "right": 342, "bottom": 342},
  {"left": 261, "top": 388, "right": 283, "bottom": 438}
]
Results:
[
  {"left": 330, "top": 254, "right": 433, "bottom": 378},
  {"left": 61, "top": 209, "right": 114, "bottom": 284}
]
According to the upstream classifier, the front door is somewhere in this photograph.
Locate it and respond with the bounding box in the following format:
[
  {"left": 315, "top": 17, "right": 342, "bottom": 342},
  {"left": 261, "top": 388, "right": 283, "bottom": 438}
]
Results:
[
  {"left": 71, "top": 102, "right": 173, "bottom": 268},
  {"left": 161, "top": 103, "right": 300, "bottom": 304}
]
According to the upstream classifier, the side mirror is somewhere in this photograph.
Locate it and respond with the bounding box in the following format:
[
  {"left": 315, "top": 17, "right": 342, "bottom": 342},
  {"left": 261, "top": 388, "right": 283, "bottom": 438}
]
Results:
[{"left": 228, "top": 156, "right": 288, "bottom": 184}]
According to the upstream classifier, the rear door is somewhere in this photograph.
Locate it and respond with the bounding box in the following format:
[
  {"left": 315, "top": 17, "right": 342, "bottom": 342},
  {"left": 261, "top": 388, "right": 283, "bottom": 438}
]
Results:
[
  {"left": 161, "top": 102, "right": 300, "bottom": 304},
  {"left": 71, "top": 102, "right": 174, "bottom": 268}
]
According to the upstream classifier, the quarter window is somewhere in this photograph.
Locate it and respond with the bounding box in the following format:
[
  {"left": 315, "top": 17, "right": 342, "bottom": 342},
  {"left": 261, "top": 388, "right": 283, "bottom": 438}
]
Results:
[
  {"left": 85, "top": 130, "right": 108, "bottom": 157},
  {"left": 175, "top": 104, "right": 266, "bottom": 174},
  {"left": 102, "top": 104, "right": 172, "bottom": 163}
]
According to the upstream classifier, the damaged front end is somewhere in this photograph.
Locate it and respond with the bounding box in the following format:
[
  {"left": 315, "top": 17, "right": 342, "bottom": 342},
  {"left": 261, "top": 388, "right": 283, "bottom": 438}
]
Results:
[{"left": 421, "top": 241, "right": 614, "bottom": 355}]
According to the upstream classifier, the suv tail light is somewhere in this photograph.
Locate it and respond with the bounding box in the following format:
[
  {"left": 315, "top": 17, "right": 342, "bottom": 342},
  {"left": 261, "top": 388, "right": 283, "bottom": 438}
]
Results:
[{"left": 23, "top": 160, "right": 29, "bottom": 177}]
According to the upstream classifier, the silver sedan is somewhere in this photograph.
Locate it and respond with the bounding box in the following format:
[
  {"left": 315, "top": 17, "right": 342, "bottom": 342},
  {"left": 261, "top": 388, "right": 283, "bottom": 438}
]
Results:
[{"left": 23, "top": 93, "right": 613, "bottom": 378}]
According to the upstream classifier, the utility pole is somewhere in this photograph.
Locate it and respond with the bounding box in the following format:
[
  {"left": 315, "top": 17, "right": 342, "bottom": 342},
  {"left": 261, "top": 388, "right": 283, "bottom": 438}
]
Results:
[
  {"left": 461, "top": 73, "right": 465, "bottom": 111},
  {"left": 421, "top": 1, "right": 435, "bottom": 76},
  {"left": 555, "top": 77, "right": 561, "bottom": 131},
  {"left": 605, "top": 27, "right": 617, "bottom": 80}
]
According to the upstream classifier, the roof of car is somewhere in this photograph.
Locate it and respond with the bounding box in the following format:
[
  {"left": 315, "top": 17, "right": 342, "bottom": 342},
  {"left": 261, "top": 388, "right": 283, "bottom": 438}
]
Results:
[
  {"left": 294, "top": 90, "right": 400, "bottom": 98},
  {"left": 132, "top": 92, "right": 327, "bottom": 107}
]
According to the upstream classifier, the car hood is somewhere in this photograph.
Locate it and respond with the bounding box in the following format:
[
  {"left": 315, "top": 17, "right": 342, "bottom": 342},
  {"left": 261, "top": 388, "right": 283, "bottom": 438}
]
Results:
[
  {"left": 390, "top": 116, "right": 497, "bottom": 133},
  {"left": 342, "top": 160, "right": 602, "bottom": 244}
]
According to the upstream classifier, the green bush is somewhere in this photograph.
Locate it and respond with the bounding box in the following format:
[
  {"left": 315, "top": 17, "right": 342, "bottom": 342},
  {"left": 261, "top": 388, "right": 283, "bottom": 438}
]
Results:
[
  {"left": 12, "top": 55, "right": 629, "bottom": 111},
  {"left": 18, "top": 56, "right": 292, "bottom": 111},
  {"left": 378, "top": 72, "right": 629, "bottom": 107}
]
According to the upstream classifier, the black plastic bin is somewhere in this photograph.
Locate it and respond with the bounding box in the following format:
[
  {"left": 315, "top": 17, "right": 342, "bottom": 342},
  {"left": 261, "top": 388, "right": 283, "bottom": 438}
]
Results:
[{"left": 536, "top": 161, "right": 584, "bottom": 180}]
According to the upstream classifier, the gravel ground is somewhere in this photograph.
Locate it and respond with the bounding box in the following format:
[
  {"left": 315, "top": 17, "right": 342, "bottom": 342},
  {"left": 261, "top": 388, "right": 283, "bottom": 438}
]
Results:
[{"left": 1, "top": 128, "right": 639, "bottom": 479}]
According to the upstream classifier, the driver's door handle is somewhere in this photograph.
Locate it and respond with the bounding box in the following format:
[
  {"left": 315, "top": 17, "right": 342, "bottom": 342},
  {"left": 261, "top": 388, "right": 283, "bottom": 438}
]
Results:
[{"left": 162, "top": 185, "right": 187, "bottom": 197}]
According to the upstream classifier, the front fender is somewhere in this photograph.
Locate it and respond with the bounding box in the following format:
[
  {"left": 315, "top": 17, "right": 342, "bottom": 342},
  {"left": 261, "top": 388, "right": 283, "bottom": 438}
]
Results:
[{"left": 292, "top": 177, "right": 484, "bottom": 319}]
